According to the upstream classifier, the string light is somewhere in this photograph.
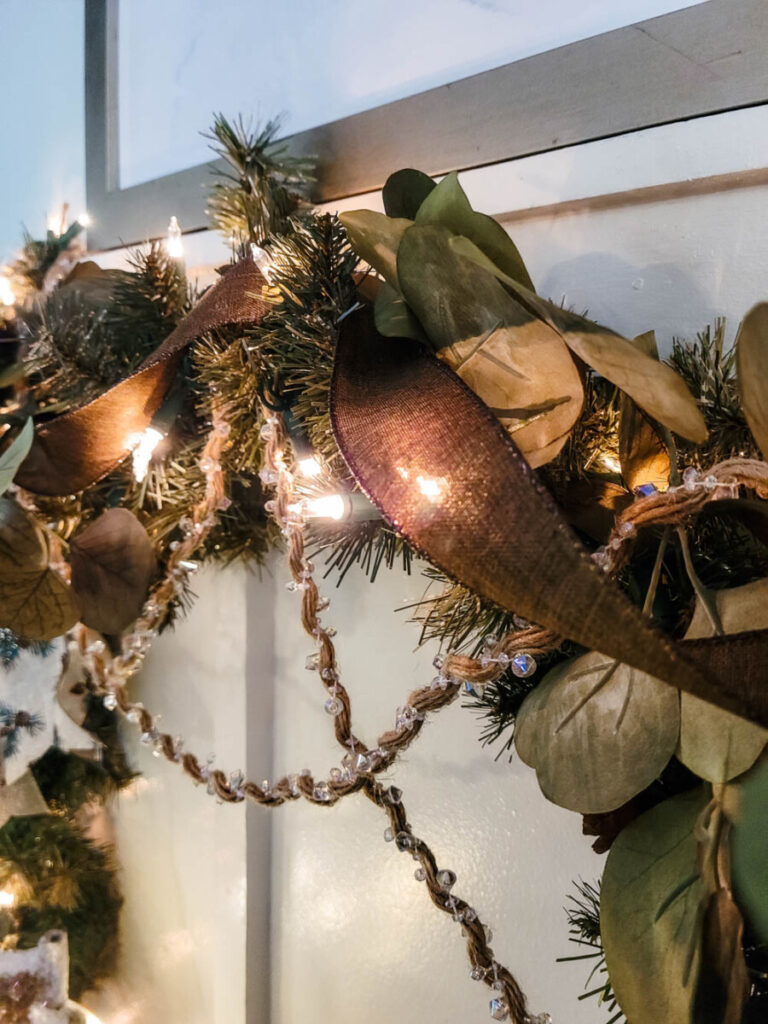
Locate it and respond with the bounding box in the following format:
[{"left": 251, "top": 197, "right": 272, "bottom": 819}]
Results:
[
  {"left": 289, "top": 492, "right": 380, "bottom": 523},
  {"left": 250, "top": 243, "right": 273, "bottom": 282},
  {"left": 166, "top": 216, "right": 184, "bottom": 259},
  {"left": 77, "top": 212, "right": 92, "bottom": 228},
  {"left": 298, "top": 455, "right": 322, "bottom": 478},
  {"left": 0, "top": 889, "right": 15, "bottom": 908},
  {"left": 46, "top": 213, "right": 62, "bottom": 236},
  {"left": 127, "top": 427, "right": 164, "bottom": 482},
  {"left": 0, "top": 277, "right": 14, "bottom": 307}
]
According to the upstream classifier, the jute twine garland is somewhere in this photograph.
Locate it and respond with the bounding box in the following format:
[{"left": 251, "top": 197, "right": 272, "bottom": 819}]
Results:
[{"left": 67, "top": 407, "right": 768, "bottom": 1023}]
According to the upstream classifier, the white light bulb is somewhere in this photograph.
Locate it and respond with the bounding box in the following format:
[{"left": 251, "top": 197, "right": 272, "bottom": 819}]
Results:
[
  {"left": 47, "top": 213, "right": 62, "bottom": 236},
  {"left": 298, "top": 455, "right": 322, "bottom": 478},
  {"left": 306, "top": 494, "right": 346, "bottom": 521},
  {"left": 166, "top": 216, "right": 184, "bottom": 259},
  {"left": 0, "top": 278, "right": 14, "bottom": 307},
  {"left": 0, "top": 889, "right": 15, "bottom": 908},
  {"left": 77, "top": 211, "right": 92, "bottom": 228},
  {"left": 127, "top": 427, "right": 164, "bottom": 482},
  {"left": 250, "top": 244, "right": 273, "bottom": 282}
]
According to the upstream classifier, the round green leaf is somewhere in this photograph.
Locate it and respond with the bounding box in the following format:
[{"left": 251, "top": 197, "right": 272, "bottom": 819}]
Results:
[
  {"left": 382, "top": 168, "right": 436, "bottom": 219},
  {"left": 601, "top": 787, "right": 710, "bottom": 1024},
  {"left": 338, "top": 210, "right": 411, "bottom": 288},
  {"left": 514, "top": 649, "right": 680, "bottom": 813},
  {"left": 732, "top": 760, "right": 768, "bottom": 942},
  {"left": 678, "top": 580, "right": 768, "bottom": 783}
]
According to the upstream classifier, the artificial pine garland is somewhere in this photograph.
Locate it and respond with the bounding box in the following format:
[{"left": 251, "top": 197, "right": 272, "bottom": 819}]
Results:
[{"left": 1, "top": 112, "right": 768, "bottom": 1022}]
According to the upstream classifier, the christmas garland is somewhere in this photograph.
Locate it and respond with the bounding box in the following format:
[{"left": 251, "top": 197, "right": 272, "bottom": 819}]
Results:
[{"left": 0, "top": 114, "right": 767, "bottom": 1022}]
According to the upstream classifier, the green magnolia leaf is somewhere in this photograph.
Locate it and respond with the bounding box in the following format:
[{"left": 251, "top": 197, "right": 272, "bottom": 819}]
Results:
[
  {"left": 415, "top": 172, "right": 534, "bottom": 290},
  {"left": 449, "top": 234, "right": 707, "bottom": 444},
  {"left": 618, "top": 332, "right": 671, "bottom": 491},
  {"left": 382, "top": 168, "right": 436, "bottom": 219},
  {"left": 678, "top": 579, "right": 768, "bottom": 783},
  {"left": 732, "top": 759, "right": 768, "bottom": 942},
  {"left": 514, "top": 649, "right": 679, "bottom": 813},
  {"left": 736, "top": 302, "right": 768, "bottom": 457},
  {"left": 70, "top": 508, "right": 157, "bottom": 635},
  {"left": 338, "top": 210, "right": 412, "bottom": 288},
  {"left": 0, "top": 419, "right": 34, "bottom": 497},
  {"left": 601, "top": 787, "right": 710, "bottom": 1024},
  {"left": 374, "top": 282, "right": 426, "bottom": 342},
  {"left": 397, "top": 224, "right": 583, "bottom": 468},
  {"left": 0, "top": 498, "right": 80, "bottom": 641}
]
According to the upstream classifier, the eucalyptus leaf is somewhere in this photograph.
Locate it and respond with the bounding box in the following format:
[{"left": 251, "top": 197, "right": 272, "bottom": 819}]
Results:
[
  {"left": 0, "top": 419, "right": 34, "bottom": 497},
  {"left": 338, "top": 210, "right": 412, "bottom": 288},
  {"left": 448, "top": 234, "right": 707, "bottom": 444},
  {"left": 374, "top": 282, "right": 426, "bottom": 342},
  {"left": 514, "top": 649, "right": 679, "bottom": 813},
  {"left": 678, "top": 579, "right": 768, "bottom": 783},
  {"left": 415, "top": 172, "right": 534, "bottom": 290},
  {"left": 0, "top": 498, "right": 80, "bottom": 641},
  {"left": 618, "top": 332, "right": 670, "bottom": 491},
  {"left": 70, "top": 508, "right": 157, "bottom": 635},
  {"left": 382, "top": 168, "right": 436, "bottom": 219},
  {"left": 601, "top": 787, "right": 710, "bottom": 1024},
  {"left": 693, "top": 889, "right": 750, "bottom": 1024},
  {"left": 731, "top": 760, "right": 768, "bottom": 941},
  {"left": 397, "top": 224, "right": 583, "bottom": 467},
  {"left": 736, "top": 302, "right": 768, "bottom": 457}
]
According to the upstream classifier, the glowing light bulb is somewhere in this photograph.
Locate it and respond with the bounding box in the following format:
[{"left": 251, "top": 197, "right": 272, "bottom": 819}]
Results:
[
  {"left": 0, "top": 278, "right": 14, "bottom": 307},
  {"left": 416, "top": 475, "right": 443, "bottom": 500},
  {"left": 250, "top": 244, "right": 273, "bottom": 282},
  {"left": 0, "top": 889, "right": 15, "bottom": 908},
  {"left": 77, "top": 212, "right": 92, "bottom": 228},
  {"left": 306, "top": 494, "right": 346, "bottom": 520},
  {"left": 47, "top": 213, "right": 62, "bottom": 236},
  {"left": 298, "top": 455, "right": 322, "bottom": 478},
  {"left": 601, "top": 456, "right": 621, "bottom": 474},
  {"left": 166, "top": 216, "right": 184, "bottom": 259},
  {"left": 127, "top": 427, "right": 164, "bottom": 482}
]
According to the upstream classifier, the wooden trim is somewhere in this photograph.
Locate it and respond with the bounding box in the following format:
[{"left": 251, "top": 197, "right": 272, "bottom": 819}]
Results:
[{"left": 86, "top": 0, "right": 768, "bottom": 251}]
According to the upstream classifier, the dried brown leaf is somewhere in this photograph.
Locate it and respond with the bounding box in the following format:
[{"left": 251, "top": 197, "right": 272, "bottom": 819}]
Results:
[{"left": 70, "top": 508, "right": 156, "bottom": 635}]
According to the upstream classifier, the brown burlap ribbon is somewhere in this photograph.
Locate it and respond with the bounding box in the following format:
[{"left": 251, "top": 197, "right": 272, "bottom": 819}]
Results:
[
  {"left": 330, "top": 306, "right": 768, "bottom": 727},
  {"left": 16, "top": 257, "right": 268, "bottom": 496}
]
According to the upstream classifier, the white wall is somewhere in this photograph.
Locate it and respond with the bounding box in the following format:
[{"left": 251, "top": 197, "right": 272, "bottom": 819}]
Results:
[{"left": 0, "top": 0, "right": 85, "bottom": 263}]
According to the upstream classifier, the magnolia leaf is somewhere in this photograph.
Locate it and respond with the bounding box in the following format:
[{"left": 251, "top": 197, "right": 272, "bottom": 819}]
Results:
[
  {"left": 619, "top": 332, "right": 671, "bottom": 490},
  {"left": 678, "top": 579, "right": 768, "bottom": 783},
  {"left": 397, "top": 224, "right": 583, "bottom": 468},
  {"left": 0, "top": 419, "right": 34, "bottom": 497},
  {"left": 382, "top": 168, "right": 436, "bottom": 219},
  {"left": 0, "top": 499, "right": 80, "bottom": 641},
  {"left": 374, "top": 281, "right": 426, "bottom": 342},
  {"left": 736, "top": 302, "right": 768, "bottom": 457},
  {"left": 70, "top": 508, "right": 157, "bottom": 635},
  {"left": 415, "top": 172, "right": 534, "bottom": 290},
  {"left": 601, "top": 787, "right": 710, "bottom": 1024},
  {"left": 693, "top": 889, "right": 750, "bottom": 1024},
  {"left": 514, "top": 649, "right": 679, "bottom": 813},
  {"left": 731, "top": 760, "right": 768, "bottom": 941},
  {"left": 449, "top": 234, "right": 707, "bottom": 444},
  {"left": 338, "top": 210, "right": 412, "bottom": 288}
]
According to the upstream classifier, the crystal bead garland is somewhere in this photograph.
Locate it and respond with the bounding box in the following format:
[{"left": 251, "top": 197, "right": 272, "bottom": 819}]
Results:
[{"left": 70, "top": 402, "right": 554, "bottom": 1023}]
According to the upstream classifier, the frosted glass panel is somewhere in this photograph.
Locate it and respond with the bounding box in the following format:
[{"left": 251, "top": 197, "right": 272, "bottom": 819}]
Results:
[{"left": 118, "top": 0, "right": 706, "bottom": 189}]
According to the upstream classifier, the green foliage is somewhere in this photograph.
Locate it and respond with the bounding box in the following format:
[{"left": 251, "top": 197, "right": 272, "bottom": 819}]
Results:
[
  {"left": 558, "top": 880, "right": 624, "bottom": 1023},
  {"left": 31, "top": 748, "right": 119, "bottom": 820},
  {"left": 12, "top": 222, "right": 83, "bottom": 292},
  {"left": 205, "top": 114, "right": 315, "bottom": 244},
  {"left": 0, "top": 814, "right": 121, "bottom": 998}
]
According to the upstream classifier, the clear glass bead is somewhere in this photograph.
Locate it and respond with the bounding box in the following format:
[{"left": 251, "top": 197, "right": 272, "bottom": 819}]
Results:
[
  {"left": 436, "top": 869, "right": 456, "bottom": 891},
  {"left": 682, "top": 466, "right": 698, "bottom": 491},
  {"left": 414, "top": 867, "right": 426, "bottom": 881},
  {"left": 313, "top": 782, "right": 331, "bottom": 802},
  {"left": 528, "top": 1015, "right": 552, "bottom": 1024},
  {"left": 383, "top": 827, "right": 395, "bottom": 842},
  {"left": 464, "top": 681, "right": 485, "bottom": 698},
  {"left": 395, "top": 831, "right": 413, "bottom": 852},
  {"left": 704, "top": 474, "right": 717, "bottom": 491},
  {"left": 140, "top": 731, "right": 155, "bottom": 746},
  {"left": 324, "top": 697, "right": 343, "bottom": 716},
  {"left": 305, "top": 654, "right": 319, "bottom": 671},
  {"left": 463, "top": 907, "right": 477, "bottom": 923},
  {"left": 484, "top": 925, "right": 493, "bottom": 943},
  {"left": 470, "top": 966, "right": 486, "bottom": 981},
  {"left": 489, "top": 998, "right": 508, "bottom": 1021},
  {"left": 126, "top": 707, "right": 142, "bottom": 724},
  {"left": 511, "top": 653, "right": 536, "bottom": 678},
  {"left": 618, "top": 520, "right": 636, "bottom": 537},
  {"left": 259, "top": 421, "right": 274, "bottom": 441},
  {"left": 513, "top": 614, "right": 529, "bottom": 630},
  {"left": 87, "top": 640, "right": 106, "bottom": 656},
  {"left": 102, "top": 693, "right": 118, "bottom": 711}
]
